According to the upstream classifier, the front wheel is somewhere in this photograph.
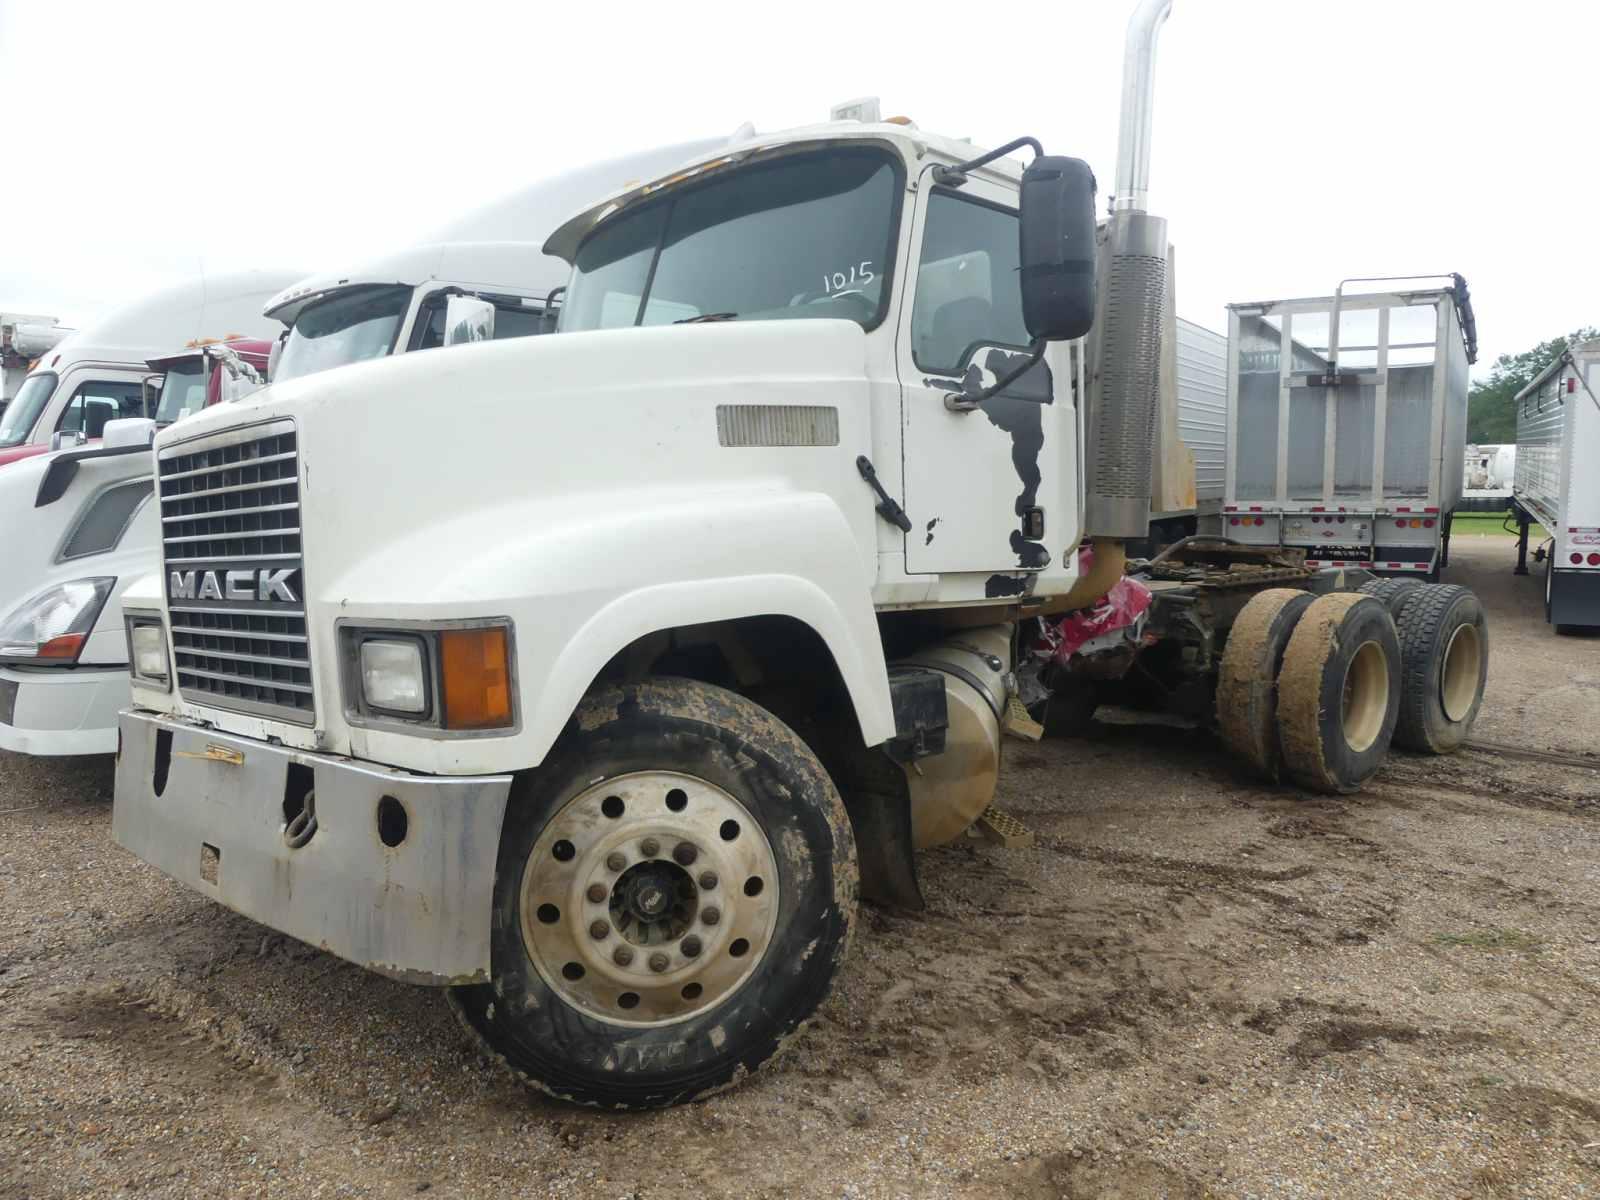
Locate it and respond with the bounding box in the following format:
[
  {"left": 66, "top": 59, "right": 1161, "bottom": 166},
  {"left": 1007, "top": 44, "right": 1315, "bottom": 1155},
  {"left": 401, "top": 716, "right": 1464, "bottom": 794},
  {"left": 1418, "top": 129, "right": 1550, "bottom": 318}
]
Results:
[{"left": 450, "top": 677, "right": 856, "bottom": 1109}]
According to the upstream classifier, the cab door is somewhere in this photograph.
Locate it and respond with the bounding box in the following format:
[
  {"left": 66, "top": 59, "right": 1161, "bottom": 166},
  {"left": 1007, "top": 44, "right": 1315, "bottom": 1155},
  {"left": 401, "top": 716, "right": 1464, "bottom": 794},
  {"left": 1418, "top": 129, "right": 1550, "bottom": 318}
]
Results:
[{"left": 897, "top": 170, "right": 1074, "bottom": 578}]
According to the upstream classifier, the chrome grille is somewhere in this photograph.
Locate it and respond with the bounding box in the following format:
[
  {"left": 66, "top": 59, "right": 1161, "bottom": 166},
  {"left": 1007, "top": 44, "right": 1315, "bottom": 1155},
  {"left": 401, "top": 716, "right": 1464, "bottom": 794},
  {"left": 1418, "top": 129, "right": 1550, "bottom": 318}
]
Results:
[{"left": 157, "top": 419, "right": 313, "bottom": 723}]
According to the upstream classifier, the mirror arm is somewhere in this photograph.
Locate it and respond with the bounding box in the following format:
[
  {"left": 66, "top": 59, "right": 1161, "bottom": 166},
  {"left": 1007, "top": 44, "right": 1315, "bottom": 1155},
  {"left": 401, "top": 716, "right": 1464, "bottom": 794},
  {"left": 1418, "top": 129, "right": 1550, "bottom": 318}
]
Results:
[
  {"left": 931, "top": 136, "right": 1044, "bottom": 187},
  {"left": 944, "top": 339, "right": 1048, "bottom": 412}
]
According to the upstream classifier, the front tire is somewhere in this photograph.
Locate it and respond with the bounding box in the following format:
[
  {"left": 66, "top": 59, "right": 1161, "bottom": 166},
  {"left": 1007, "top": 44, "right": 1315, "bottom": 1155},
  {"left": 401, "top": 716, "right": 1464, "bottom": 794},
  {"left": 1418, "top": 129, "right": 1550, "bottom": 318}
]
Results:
[{"left": 450, "top": 677, "right": 856, "bottom": 1109}]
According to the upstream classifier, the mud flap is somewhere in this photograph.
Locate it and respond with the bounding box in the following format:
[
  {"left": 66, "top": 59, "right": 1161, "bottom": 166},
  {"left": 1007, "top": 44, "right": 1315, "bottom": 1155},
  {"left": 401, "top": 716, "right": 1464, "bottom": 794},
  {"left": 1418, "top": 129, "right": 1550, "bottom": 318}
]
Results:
[
  {"left": 761, "top": 700, "right": 927, "bottom": 911},
  {"left": 839, "top": 767, "right": 925, "bottom": 911}
]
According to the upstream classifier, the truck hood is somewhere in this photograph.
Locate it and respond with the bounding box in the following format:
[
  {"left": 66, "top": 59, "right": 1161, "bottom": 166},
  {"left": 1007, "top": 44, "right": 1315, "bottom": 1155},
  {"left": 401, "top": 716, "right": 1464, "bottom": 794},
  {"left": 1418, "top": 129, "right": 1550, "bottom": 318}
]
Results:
[
  {"left": 147, "top": 318, "right": 886, "bottom": 768},
  {"left": 0, "top": 444, "right": 159, "bottom": 666}
]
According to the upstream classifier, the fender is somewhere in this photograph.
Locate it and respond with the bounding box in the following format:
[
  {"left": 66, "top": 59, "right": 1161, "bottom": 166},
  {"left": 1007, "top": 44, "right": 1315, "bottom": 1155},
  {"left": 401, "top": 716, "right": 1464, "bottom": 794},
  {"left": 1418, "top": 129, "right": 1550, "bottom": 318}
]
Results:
[{"left": 321, "top": 487, "right": 895, "bottom": 775}]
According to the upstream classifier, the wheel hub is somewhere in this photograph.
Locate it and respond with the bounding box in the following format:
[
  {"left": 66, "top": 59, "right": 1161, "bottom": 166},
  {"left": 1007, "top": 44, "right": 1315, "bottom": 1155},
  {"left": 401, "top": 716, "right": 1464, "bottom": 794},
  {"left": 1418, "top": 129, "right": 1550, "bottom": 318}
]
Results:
[
  {"left": 610, "top": 860, "right": 696, "bottom": 945},
  {"left": 519, "top": 770, "right": 780, "bottom": 1028}
]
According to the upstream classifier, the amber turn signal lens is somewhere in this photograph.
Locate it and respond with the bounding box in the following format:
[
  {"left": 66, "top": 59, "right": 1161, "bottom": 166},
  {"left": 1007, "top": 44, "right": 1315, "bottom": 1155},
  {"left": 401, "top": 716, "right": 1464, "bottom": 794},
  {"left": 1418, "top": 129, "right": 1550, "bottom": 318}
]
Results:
[
  {"left": 439, "top": 627, "right": 512, "bottom": 730},
  {"left": 38, "top": 632, "right": 88, "bottom": 659}
]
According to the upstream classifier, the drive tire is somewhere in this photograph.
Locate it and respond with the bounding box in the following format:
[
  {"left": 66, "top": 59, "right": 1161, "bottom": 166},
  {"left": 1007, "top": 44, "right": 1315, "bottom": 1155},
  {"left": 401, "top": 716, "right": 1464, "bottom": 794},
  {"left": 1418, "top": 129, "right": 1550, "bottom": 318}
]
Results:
[
  {"left": 448, "top": 676, "right": 856, "bottom": 1109},
  {"left": 1216, "top": 588, "right": 1316, "bottom": 780},
  {"left": 1392, "top": 583, "right": 1488, "bottom": 753},
  {"left": 1358, "top": 577, "right": 1423, "bottom": 619},
  {"left": 1275, "top": 593, "right": 1401, "bottom": 794}
]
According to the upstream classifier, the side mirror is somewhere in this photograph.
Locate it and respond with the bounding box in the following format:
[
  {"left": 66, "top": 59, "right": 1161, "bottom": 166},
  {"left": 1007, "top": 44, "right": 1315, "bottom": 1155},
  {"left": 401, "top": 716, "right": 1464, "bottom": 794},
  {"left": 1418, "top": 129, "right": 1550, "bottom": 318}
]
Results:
[
  {"left": 48, "top": 429, "right": 86, "bottom": 452},
  {"left": 1018, "top": 155, "right": 1098, "bottom": 342},
  {"left": 102, "top": 417, "right": 156, "bottom": 449},
  {"left": 444, "top": 295, "right": 495, "bottom": 346},
  {"left": 267, "top": 334, "right": 286, "bottom": 382}
]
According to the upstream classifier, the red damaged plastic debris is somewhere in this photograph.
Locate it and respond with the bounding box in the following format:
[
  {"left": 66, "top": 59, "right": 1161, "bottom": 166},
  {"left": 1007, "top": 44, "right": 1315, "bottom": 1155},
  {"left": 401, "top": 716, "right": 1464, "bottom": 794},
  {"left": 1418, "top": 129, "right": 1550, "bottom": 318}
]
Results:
[{"left": 1035, "top": 545, "right": 1153, "bottom": 664}]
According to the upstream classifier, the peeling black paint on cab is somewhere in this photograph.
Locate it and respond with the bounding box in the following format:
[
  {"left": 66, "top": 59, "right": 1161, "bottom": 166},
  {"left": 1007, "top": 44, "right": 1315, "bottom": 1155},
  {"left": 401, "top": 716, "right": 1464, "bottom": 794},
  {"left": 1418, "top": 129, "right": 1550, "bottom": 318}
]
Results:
[{"left": 925, "top": 347, "right": 1053, "bottom": 569}]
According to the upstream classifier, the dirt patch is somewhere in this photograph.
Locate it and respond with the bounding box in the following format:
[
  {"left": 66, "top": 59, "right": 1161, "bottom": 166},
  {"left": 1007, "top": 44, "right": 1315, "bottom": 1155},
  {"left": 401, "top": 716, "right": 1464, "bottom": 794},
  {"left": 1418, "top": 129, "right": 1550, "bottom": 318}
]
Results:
[{"left": 4, "top": 537, "right": 1600, "bottom": 1198}]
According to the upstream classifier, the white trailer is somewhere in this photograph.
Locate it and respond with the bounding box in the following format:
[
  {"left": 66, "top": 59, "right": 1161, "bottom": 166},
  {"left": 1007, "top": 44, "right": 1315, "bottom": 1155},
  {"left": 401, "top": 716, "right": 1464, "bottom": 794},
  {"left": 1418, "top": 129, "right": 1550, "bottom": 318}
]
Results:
[
  {"left": 1222, "top": 276, "right": 1477, "bottom": 578},
  {"left": 1510, "top": 340, "right": 1600, "bottom": 631}
]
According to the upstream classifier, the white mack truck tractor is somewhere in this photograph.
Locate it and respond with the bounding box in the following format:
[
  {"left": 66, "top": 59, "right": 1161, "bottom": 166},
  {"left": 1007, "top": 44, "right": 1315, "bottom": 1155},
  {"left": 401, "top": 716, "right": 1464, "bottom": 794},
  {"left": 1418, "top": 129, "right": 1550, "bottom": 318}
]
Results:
[{"left": 111, "top": 0, "right": 1489, "bottom": 1108}]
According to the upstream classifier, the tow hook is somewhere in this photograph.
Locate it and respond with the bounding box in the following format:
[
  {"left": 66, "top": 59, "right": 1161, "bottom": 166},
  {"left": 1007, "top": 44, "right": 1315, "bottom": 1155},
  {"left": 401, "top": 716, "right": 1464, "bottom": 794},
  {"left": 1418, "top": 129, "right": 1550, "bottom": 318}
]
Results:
[{"left": 284, "top": 789, "right": 318, "bottom": 849}]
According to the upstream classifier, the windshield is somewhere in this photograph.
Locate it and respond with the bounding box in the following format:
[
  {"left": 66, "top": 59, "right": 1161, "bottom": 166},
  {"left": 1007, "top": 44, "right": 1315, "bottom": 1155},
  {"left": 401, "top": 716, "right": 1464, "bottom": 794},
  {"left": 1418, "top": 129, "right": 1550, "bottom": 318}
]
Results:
[
  {"left": 154, "top": 360, "right": 207, "bottom": 425},
  {"left": 0, "top": 372, "right": 58, "bottom": 446},
  {"left": 274, "top": 284, "right": 412, "bottom": 382},
  {"left": 561, "top": 148, "right": 900, "bottom": 333}
]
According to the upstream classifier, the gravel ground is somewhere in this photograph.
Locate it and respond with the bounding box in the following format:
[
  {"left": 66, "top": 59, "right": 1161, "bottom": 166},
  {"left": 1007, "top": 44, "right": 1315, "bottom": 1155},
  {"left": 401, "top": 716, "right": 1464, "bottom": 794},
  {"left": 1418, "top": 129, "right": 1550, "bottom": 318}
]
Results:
[{"left": 3, "top": 534, "right": 1600, "bottom": 1199}]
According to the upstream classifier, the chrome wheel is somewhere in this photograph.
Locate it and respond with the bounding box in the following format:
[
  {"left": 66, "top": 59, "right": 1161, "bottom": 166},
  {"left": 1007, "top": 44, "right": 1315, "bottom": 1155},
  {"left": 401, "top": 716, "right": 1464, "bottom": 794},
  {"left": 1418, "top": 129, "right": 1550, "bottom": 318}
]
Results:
[{"left": 519, "top": 770, "right": 779, "bottom": 1028}]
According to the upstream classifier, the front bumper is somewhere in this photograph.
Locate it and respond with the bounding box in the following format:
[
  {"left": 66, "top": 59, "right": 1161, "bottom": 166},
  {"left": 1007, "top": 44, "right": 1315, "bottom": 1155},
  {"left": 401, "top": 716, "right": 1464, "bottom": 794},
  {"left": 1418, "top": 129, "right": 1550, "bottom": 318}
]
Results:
[
  {"left": 0, "top": 666, "right": 125, "bottom": 756},
  {"left": 112, "top": 710, "right": 513, "bottom": 985}
]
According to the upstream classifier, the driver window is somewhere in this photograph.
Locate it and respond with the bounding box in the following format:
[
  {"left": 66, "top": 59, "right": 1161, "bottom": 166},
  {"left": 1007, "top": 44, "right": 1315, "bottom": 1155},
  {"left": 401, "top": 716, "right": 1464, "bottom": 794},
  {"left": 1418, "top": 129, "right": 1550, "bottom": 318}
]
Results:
[
  {"left": 58, "top": 381, "right": 146, "bottom": 437},
  {"left": 911, "top": 191, "right": 1029, "bottom": 374},
  {"left": 411, "top": 295, "right": 553, "bottom": 350}
]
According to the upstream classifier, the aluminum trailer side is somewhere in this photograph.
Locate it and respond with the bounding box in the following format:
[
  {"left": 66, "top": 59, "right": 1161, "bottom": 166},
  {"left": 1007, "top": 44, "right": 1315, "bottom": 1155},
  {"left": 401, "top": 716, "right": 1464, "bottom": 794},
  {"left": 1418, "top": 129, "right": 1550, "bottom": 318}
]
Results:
[
  {"left": 1510, "top": 339, "right": 1600, "bottom": 629},
  {"left": 1222, "top": 275, "right": 1476, "bottom": 577},
  {"left": 1149, "top": 317, "right": 1227, "bottom": 538}
]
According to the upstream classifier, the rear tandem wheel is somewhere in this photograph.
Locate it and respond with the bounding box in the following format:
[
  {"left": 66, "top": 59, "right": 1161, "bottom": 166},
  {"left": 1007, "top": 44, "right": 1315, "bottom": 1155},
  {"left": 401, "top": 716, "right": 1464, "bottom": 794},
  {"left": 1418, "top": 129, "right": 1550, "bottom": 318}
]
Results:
[
  {"left": 1216, "top": 588, "right": 1316, "bottom": 780},
  {"left": 1274, "top": 593, "right": 1402, "bottom": 794}
]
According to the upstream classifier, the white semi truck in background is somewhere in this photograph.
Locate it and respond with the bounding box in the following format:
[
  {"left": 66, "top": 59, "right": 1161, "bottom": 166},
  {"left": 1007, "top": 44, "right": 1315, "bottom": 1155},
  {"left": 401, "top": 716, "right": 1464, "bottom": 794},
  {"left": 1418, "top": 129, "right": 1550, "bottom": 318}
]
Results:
[
  {"left": 0, "top": 143, "right": 723, "bottom": 758},
  {"left": 111, "top": 0, "right": 1491, "bottom": 1108},
  {"left": 0, "top": 275, "right": 292, "bottom": 471},
  {"left": 1222, "top": 276, "right": 1478, "bottom": 579},
  {"left": 0, "top": 273, "right": 299, "bottom": 754},
  {"left": 1510, "top": 340, "right": 1600, "bottom": 632}
]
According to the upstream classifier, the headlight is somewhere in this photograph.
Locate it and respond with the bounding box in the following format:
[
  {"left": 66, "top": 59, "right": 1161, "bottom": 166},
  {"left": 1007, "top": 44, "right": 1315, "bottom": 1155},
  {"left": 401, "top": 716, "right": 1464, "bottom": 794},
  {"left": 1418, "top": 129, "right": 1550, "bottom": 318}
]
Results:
[
  {"left": 126, "top": 617, "right": 170, "bottom": 688},
  {"left": 0, "top": 577, "right": 115, "bottom": 663},
  {"left": 342, "top": 622, "right": 513, "bottom": 731},
  {"left": 359, "top": 637, "right": 428, "bottom": 715}
]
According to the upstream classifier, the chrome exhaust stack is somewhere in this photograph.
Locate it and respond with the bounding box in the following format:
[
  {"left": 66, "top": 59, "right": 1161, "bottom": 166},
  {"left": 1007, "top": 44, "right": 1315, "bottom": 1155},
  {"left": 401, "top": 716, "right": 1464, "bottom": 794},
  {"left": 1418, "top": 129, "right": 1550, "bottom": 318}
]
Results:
[{"left": 1084, "top": 0, "right": 1174, "bottom": 540}]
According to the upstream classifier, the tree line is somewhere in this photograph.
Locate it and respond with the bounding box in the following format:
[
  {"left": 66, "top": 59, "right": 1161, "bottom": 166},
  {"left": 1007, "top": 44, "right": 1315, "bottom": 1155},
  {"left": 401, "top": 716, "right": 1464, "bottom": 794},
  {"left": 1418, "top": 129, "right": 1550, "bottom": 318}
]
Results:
[{"left": 1468, "top": 326, "right": 1599, "bottom": 443}]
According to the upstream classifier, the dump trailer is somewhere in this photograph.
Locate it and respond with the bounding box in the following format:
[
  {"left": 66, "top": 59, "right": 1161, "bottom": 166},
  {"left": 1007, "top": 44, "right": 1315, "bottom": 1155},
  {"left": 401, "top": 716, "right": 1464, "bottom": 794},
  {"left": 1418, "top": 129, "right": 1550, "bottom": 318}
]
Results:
[
  {"left": 1510, "top": 340, "right": 1600, "bottom": 631},
  {"left": 1146, "top": 317, "right": 1227, "bottom": 543},
  {"left": 111, "top": 0, "right": 1490, "bottom": 1110},
  {"left": 1222, "top": 276, "right": 1478, "bottom": 578}
]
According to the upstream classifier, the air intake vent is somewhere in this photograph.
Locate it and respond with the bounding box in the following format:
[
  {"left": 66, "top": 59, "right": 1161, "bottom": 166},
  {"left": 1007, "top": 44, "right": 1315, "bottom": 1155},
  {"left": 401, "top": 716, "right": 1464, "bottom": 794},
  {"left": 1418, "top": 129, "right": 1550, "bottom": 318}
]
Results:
[{"left": 157, "top": 419, "right": 313, "bottom": 724}]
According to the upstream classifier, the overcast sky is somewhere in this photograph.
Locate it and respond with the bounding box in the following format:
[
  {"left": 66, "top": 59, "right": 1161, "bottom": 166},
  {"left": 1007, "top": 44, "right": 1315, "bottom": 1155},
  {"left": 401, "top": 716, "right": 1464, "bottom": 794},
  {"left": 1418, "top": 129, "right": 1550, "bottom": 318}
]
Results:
[{"left": 2, "top": 0, "right": 1594, "bottom": 372}]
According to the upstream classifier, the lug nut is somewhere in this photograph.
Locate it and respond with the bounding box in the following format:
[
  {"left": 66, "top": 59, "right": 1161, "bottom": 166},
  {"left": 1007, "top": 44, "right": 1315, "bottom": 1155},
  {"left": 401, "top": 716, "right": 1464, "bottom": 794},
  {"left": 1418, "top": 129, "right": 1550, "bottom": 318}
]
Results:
[
  {"left": 589, "top": 920, "right": 610, "bottom": 940},
  {"left": 648, "top": 952, "right": 670, "bottom": 973},
  {"left": 681, "top": 935, "right": 703, "bottom": 958},
  {"left": 701, "top": 906, "right": 721, "bottom": 926},
  {"left": 698, "top": 871, "right": 718, "bottom": 890},
  {"left": 673, "top": 841, "right": 698, "bottom": 866},
  {"left": 605, "top": 852, "right": 626, "bottom": 873},
  {"left": 613, "top": 946, "right": 634, "bottom": 967},
  {"left": 586, "top": 883, "right": 608, "bottom": 903},
  {"left": 640, "top": 837, "right": 660, "bottom": 858}
]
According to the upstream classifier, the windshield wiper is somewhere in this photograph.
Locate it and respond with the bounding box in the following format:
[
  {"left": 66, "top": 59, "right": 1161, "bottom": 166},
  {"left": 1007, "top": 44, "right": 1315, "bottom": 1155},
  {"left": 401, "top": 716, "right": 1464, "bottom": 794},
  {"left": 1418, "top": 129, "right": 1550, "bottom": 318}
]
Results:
[{"left": 673, "top": 312, "right": 739, "bottom": 324}]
